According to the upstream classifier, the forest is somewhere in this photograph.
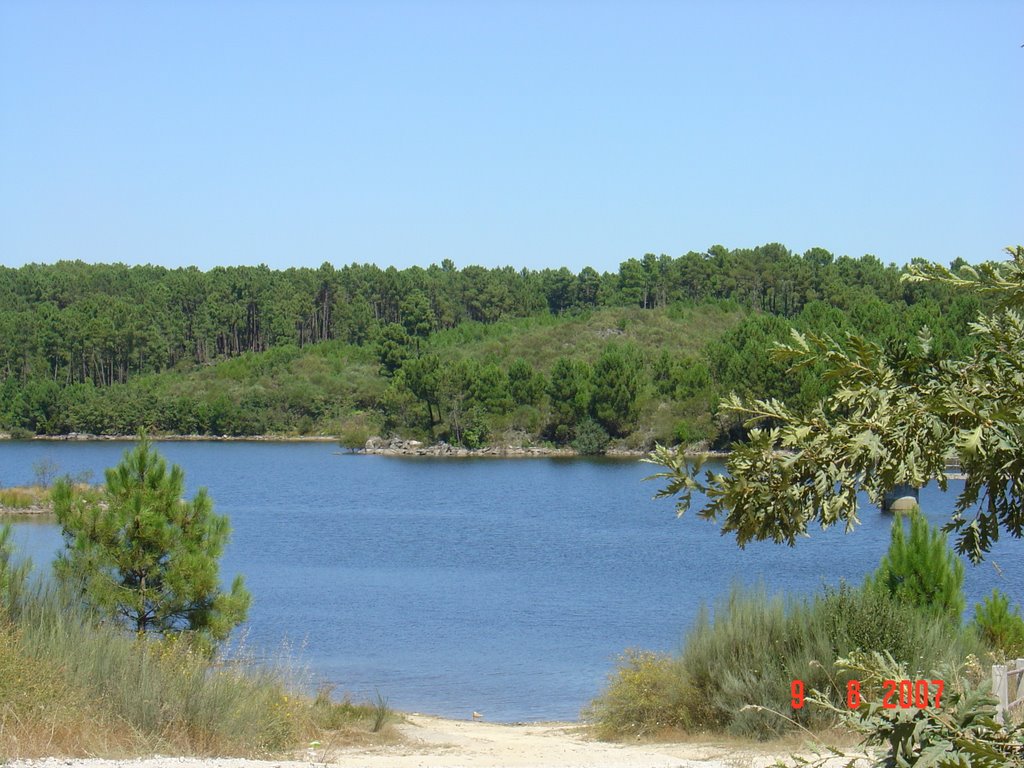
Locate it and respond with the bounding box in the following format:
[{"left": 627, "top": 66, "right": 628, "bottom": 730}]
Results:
[{"left": 0, "top": 244, "right": 984, "bottom": 451}]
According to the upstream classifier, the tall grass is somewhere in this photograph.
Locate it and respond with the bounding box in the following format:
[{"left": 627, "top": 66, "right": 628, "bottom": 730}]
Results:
[
  {"left": 587, "top": 583, "right": 988, "bottom": 740},
  {"left": 0, "top": 483, "right": 103, "bottom": 513},
  {"left": 0, "top": 583, "right": 397, "bottom": 759},
  {"left": 0, "top": 486, "right": 48, "bottom": 510}
]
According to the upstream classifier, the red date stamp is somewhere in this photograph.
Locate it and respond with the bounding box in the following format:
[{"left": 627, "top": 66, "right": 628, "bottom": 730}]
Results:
[{"left": 790, "top": 679, "right": 944, "bottom": 709}]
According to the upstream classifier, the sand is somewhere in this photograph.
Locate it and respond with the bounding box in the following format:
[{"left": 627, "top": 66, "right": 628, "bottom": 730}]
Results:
[{"left": 3, "top": 714, "right": 869, "bottom": 768}]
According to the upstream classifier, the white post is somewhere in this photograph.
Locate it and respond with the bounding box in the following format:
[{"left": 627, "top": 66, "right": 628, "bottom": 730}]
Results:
[
  {"left": 993, "top": 664, "right": 1008, "bottom": 725},
  {"left": 1015, "top": 658, "right": 1024, "bottom": 710}
]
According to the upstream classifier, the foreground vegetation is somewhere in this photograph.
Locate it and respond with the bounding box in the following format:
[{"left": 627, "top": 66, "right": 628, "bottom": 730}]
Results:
[
  {"left": 598, "top": 249, "right": 1024, "bottom": 765},
  {"left": 53, "top": 437, "right": 251, "bottom": 650},
  {"left": 0, "top": 582, "right": 397, "bottom": 758},
  {"left": 587, "top": 510, "right": 1021, "bottom": 741},
  {"left": 588, "top": 514, "right": 1024, "bottom": 766},
  {"left": 0, "top": 244, "right": 986, "bottom": 449},
  {"left": 0, "top": 443, "right": 398, "bottom": 759}
]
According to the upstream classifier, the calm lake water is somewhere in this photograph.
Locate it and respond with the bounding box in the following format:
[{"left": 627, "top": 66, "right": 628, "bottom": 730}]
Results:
[{"left": 2, "top": 441, "right": 1021, "bottom": 722}]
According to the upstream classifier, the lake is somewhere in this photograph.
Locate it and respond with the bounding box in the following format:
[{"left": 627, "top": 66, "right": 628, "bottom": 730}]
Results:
[{"left": 1, "top": 440, "right": 1021, "bottom": 722}]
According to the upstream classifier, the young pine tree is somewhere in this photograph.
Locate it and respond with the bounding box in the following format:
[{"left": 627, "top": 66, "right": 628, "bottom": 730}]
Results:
[
  {"left": 971, "top": 589, "right": 1024, "bottom": 658},
  {"left": 0, "top": 523, "right": 30, "bottom": 614},
  {"left": 52, "top": 438, "right": 250, "bottom": 650},
  {"left": 866, "top": 507, "right": 965, "bottom": 623}
]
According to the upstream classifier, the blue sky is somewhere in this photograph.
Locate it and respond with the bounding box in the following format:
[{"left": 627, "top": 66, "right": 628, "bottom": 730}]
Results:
[{"left": 1, "top": 1, "right": 1021, "bottom": 273}]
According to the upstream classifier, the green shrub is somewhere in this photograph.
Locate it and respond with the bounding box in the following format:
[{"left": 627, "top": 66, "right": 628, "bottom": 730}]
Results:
[
  {"left": 337, "top": 411, "right": 377, "bottom": 451},
  {"left": 588, "top": 584, "right": 986, "bottom": 740},
  {"left": 971, "top": 589, "right": 1024, "bottom": 659},
  {"left": 509, "top": 405, "right": 542, "bottom": 433},
  {"left": 454, "top": 406, "right": 488, "bottom": 449},
  {"left": 591, "top": 514, "right": 983, "bottom": 741},
  {"left": 806, "top": 652, "right": 1024, "bottom": 768},
  {"left": 571, "top": 418, "right": 610, "bottom": 455},
  {"left": 816, "top": 582, "right": 983, "bottom": 675},
  {"left": 866, "top": 508, "right": 965, "bottom": 623},
  {"left": 589, "top": 588, "right": 837, "bottom": 739},
  {"left": 672, "top": 420, "right": 703, "bottom": 446},
  {"left": 676, "top": 588, "right": 839, "bottom": 738}
]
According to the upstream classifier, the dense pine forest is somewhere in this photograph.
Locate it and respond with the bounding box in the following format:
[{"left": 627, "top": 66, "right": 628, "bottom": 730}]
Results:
[{"left": 0, "top": 244, "right": 982, "bottom": 450}]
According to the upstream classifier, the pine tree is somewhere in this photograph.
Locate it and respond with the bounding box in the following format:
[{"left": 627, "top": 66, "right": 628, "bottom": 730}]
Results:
[
  {"left": 591, "top": 345, "right": 641, "bottom": 437},
  {"left": 866, "top": 508, "right": 965, "bottom": 623},
  {"left": 52, "top": 438, "right": 250, "bottom": 650},
  {"left": 971, "top": 589, "right": 1024, "bottom": 658},
  {"left": 0, "top": 523, "right": 30, "bottom": 612}
]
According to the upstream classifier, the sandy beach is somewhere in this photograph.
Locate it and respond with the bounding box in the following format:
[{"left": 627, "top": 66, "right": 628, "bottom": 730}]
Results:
[{"left": 3, "top": 714, "right": 867, "bottom": 768}]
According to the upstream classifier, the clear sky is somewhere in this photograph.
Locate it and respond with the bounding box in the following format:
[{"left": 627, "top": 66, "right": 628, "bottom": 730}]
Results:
[{"left": 1, "top": 1, "right": 1021, "bottom": 274}]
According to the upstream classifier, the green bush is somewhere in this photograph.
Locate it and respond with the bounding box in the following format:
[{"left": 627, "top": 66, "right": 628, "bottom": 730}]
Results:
[
  {"left": 816, "top": 582, "right": 982, "bottom": 674},
  {"left": 807, "top": 652, "right": 1024, "bottom": 768},
  {"left": 571, "top": 418, "right": 610, "bottom": 455},
  {"left": 866, "top": 508, "right": 965, "bottom": 623},
  {"left": 971, "top": 589, "right": 1024, "bottom": 659},
  {"left": 676, "top": 589, "right": 837, "bottom": 737},
  {"left": 591, "top": 506, "right": 987, "bottom": 741},
  {"left": 589, "top": 587, "right": 834, "bottom": 740},
  {"left": 588, "top": 584, "right": 986, "bottom": 740},
  {"left": 337, "top": 411, "right": 377, "bottom": 451},
  {"left": 453, "top": 406, "right": 488, "bottom": 449}
]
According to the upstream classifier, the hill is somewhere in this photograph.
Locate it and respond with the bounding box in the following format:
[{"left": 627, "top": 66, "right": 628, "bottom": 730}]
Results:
[
  {"left": 22, "top": 303, "right": 746, "bottom": 450},
  {"left": 0, "top": 245, "right": 984, "bottom": 451}
]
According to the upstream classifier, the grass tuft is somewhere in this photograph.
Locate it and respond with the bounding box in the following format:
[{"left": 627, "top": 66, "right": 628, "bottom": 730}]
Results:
[{"left": 371, "top": 690, "right": 392, "bottom": 733}]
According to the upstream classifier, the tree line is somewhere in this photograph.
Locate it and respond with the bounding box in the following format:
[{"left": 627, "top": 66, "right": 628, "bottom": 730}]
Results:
[{"left": 0, "top": 244, "right": 984, "bottom": 447}]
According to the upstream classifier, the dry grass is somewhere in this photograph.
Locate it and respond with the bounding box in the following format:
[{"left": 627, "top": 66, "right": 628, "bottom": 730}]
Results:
[
  {"left": 0, "top": 622, "right": 140, "bottom": 758},
  {"left": 0, "top": 486, "right": 49, "bottom": 511},
  {"left": 0, "top": 588, "right": 400, "bottom": 761},
  {"left": 0, "top": 484, "right": 102, "bottom": 516}
]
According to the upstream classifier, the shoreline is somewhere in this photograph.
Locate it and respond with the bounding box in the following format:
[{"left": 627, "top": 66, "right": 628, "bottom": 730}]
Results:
[
  {"left": 0, "top": 437, "right": 725, "bottom": 517},
  {"left": 1, "top": 431, "right": 728, "bottom": 460},
  {"left": 17, "top": 433, "right": 339, "bottom": 442},
  {"left": 361, "top": 436, "right": 645, "bottom": 458},
  {"left": 0, "top": 506, "right": 52, "bottom": 518}
]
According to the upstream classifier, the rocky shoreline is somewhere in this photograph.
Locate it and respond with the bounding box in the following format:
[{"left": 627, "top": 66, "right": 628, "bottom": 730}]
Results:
[
  {"left": 356, "top": 436, "right": 723, "bottom": 459},
  {"left": 1, "top": 431, "right": 725, "bottom": 460},
  {"left": 0, "top": 502, "right": 50, "bottom": 517},
  {"left": 361, "top": 435, "right": 640, "bottom": 458}
]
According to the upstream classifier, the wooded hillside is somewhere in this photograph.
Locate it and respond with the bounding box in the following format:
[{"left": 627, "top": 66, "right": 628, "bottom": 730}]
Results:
[{"left": 0, "top": 244, "right": 983, "bottom": 450}]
